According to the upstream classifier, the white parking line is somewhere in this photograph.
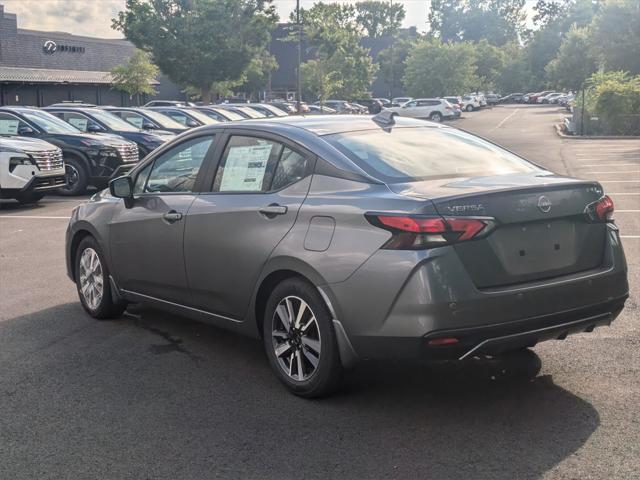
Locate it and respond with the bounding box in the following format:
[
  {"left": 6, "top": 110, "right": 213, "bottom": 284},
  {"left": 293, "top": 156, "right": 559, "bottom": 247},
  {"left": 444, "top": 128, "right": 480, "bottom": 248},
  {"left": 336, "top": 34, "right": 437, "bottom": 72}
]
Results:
[
  {"left": 0, "top": 215, "right": 70, "bottom": 219},
  {"left": 617, "top": 210, "right": 640, "bottom": 213},
  {"left": 583, "top": 170, "right": 640, "bottom": 174},
  {"left": 580, "top": 164, "right": 639, "bottom": 167},
  {"left": 621, "top": 236, "right": 640, "bottom": 239},
  {"left": 598, "top": 180, "right": 640, "bottom": 183},
  {"left": 608, "top": 192, "right": 640, "bottom": 195},
  {"left": 489, "top": 109, "right": 519, "bottom": 132}
]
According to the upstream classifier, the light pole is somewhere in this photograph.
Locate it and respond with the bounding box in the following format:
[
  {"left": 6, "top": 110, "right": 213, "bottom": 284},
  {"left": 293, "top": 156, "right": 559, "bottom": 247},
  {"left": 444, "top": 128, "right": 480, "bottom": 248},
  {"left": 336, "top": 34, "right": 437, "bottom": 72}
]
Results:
[{"left": 296, "top": 0, "right": 302, "bottom": 113}]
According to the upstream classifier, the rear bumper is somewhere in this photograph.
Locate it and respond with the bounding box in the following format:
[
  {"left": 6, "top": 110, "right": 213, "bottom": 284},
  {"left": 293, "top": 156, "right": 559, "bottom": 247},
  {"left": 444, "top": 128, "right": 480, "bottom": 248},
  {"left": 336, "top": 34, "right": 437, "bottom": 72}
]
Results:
[
  {"left": 326, "top": 225, "right": 629, "bottom": 360},
  {"left": 344, "top": 295, "right": 626, "bottom": 360}
]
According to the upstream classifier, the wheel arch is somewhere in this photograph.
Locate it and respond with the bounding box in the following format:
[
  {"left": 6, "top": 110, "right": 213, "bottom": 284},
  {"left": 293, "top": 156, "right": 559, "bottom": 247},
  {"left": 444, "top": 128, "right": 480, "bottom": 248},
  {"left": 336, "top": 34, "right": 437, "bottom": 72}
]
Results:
[
  {"left": 67, "top": 222, "right": 105, "bottom": 281},
  {"left": 251, "top": 257, "right": 331, "bottom": 339}
]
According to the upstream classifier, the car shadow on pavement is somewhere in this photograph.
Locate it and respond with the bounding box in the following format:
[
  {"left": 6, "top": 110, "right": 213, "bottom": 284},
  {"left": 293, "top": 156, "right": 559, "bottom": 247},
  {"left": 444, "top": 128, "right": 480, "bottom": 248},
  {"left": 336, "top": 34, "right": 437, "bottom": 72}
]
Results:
[{"left": 1, "top": 303, "right": 599, "bottom": 480}]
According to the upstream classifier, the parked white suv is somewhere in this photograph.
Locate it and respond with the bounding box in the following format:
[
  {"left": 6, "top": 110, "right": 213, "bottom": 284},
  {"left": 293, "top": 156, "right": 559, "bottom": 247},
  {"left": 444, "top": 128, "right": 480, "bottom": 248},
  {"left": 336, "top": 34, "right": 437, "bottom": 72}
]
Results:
[
  {"left": 386, "top": 98, "right": 455, "bottom": 122},
  {"left": 0, "top": 136, "right": 66, "bottom": 203},
  {"left": 460, "top": 95, "right": 481, "bottom": 112}
]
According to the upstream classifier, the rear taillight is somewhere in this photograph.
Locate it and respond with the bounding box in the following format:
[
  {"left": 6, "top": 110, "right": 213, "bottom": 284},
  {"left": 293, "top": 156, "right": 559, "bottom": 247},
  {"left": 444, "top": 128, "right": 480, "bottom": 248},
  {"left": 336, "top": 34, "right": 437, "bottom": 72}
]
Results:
[
  {"left": 585, "top": 195, "right": 614, "bottom": 223},
  {"left": 368, "top": 214, "right": 494, "bottom": 250}
]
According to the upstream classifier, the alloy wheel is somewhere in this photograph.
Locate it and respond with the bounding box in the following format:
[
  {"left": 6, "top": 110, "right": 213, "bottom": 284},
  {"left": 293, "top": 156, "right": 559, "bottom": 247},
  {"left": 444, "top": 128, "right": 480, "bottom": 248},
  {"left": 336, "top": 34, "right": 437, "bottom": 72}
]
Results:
[
  {"left": 271, "top": 296, "right": 321, "bottom": 381},
  {"left": 63, "top": 163, "right": 79, "bottom": 189},
  {"left": 79, "top": 247, "right": 104, "bottom": 310}
]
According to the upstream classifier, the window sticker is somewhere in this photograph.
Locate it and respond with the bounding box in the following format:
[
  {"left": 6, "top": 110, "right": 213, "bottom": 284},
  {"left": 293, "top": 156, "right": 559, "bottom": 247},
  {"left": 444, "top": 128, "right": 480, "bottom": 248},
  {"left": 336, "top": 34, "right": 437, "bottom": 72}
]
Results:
[
  {"left": 125, "top": 115, "right": 143, "bottom": 129},
  {"left": 67, "top": 117, "right": 88, "bottom": 131},
  {"left": 219, "top": 144, "right": 272, "bottom": 191},
  {"left": 0, "top": 119, "right": 19, "bottom": 135}
]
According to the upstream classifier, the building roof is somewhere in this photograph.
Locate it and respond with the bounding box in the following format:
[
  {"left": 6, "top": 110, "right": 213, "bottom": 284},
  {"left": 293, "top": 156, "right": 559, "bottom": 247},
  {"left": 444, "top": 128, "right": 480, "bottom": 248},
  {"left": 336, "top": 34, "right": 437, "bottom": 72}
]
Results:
[{"left": 0, "top": 66, "right": 159, "bottom": 85}]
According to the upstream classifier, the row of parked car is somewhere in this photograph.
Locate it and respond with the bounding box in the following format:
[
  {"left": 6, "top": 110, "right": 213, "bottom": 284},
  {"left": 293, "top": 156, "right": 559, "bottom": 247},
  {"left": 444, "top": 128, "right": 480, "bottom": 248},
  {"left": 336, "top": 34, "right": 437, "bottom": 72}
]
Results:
[
  {"left": 0, "top": 100, "right": 301, "bottom": 202},
  {"left": 498, "top": 91, "right": 575, "bottom": 106},
  {"left": 0, "top": 93, "right": 502, "bottom": 203}
]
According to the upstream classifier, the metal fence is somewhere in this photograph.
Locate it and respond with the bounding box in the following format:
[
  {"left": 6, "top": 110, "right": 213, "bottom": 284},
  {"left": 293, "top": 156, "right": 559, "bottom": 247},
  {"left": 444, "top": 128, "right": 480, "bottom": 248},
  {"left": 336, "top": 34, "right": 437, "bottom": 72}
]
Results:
[{"left": 572, "top": 108, "right": 640, "bottom": 136}]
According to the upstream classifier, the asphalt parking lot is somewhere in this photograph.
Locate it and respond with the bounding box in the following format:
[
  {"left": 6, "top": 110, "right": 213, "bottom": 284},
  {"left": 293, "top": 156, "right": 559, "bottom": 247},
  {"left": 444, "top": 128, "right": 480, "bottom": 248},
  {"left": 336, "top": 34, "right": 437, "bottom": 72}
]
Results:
[{"left": 1, "top": 105, "right": 638, "bottom": 479}]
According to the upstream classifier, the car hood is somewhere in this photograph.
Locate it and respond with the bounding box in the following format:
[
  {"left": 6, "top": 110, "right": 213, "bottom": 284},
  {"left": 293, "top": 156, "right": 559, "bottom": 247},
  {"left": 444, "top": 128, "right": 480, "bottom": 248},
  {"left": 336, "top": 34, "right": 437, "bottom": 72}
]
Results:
[{"left": 0, "top": 135, "right": 59, "bottom": 152}]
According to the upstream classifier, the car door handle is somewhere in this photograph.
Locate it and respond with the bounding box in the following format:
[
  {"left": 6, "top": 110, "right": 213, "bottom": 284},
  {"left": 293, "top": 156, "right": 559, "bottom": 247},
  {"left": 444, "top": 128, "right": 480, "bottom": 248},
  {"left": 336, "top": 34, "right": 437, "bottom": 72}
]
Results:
[
  {"left": 259, "top": 204, "right": 287, "bottom": 217},
  {"left": 162, "top": 210, "right": 183, "bottom": 223}
]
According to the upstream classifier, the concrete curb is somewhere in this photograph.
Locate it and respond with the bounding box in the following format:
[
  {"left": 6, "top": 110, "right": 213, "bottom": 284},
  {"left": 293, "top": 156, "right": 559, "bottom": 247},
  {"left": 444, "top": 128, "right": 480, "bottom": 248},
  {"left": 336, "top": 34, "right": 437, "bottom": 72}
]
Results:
[{"left": 555, "top": 123, "right": 640, "bottom": 140}]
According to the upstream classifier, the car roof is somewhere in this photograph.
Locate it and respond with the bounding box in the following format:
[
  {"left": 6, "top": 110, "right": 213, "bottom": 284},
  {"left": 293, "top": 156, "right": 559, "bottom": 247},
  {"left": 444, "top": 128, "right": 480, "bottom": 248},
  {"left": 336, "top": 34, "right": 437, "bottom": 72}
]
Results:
[{"left": 194, "top": 114, "right": 441, "bottom": 137}]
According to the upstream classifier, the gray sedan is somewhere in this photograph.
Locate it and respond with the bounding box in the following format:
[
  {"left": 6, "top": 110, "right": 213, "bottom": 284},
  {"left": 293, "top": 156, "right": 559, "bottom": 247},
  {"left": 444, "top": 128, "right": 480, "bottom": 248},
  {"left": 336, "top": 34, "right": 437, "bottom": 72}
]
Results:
[{"left": 65, "top": 115, "right": 629, "bottom": 397}]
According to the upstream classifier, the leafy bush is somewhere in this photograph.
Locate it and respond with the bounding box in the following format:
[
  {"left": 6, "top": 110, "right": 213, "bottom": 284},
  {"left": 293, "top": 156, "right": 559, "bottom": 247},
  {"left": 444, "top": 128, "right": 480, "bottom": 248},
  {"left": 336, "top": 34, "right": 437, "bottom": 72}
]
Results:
[{"left": 579, "top": 71, "right": 640, "bottom": 135}]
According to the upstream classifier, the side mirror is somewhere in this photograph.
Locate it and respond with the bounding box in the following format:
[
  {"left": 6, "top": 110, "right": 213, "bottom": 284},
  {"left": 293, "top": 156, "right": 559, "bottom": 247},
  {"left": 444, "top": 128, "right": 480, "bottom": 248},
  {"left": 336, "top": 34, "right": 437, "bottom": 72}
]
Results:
[
  {"left": 185, "top": 119, "right": 199, "bottom": 128},
  {"left": 18, "top": 126, "right": 35, "bottom": 135},
  {"left": 109, "top": 175, "right": 134, "bottom": 208},
  {"left": 141, "top": 121, "right": 155, "bottom": 130},
  {"left": 87, "top": 123, "right": 104, "bottom": 133}
]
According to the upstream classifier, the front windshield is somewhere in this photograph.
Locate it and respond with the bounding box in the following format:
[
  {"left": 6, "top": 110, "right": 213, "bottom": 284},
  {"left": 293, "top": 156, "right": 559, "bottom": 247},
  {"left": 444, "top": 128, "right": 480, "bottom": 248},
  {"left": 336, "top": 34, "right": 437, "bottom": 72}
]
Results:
[
  {"left": 21, "top": 110, "right": 80, "bottom": 134},
  {"left": 141, "top": 109, "right": 187, "bottom": 129},
  {"left": 89, "top": 109, "right": 140, "bottom": 131},
  {"left": 325, "top": 127, "right": 539, "bottom": 183},
  {"left": 182, "top": 108, "right": 219, "bottom": 124}
]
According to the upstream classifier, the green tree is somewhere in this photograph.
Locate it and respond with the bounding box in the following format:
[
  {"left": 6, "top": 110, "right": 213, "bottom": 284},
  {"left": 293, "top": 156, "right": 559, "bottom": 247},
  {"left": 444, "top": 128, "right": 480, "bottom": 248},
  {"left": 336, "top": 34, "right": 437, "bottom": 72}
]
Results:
[
  {"left": 473, "top": 39, "right": 506, "bottom": 91},
  {"left": 111, "top": 49, "right": 159, "bottom": 105},
  {"left": 590, "top": 0, "right": 640, "bottom": 74},
  {"left": 525, "top": 0, "right": 600, "bottom": 85},
  {"left": 112, "top": 0, "right": 277, "bottom": 103},
  {"left": 493, "top": 43, "right": 534, "bottom": 93},
  {"left": 377, "top": 37, "right": 415, "bottom": 95},
  {"left": 300, "top": 59, "right": 343, "bottom": 103},
  {"left": 403, "top": 40, "right": 478, "bottom": 97},
  {"left": 545, "top": 26, "right": 598, "bottom": 90},
  {"left": 428, "top": 0, "right": 527, "bottom": 46},
  {"left": 582, "top": 71, "right": 640, "bottom": 135},
  {"left": 293, "top": 2, "right": 378, "bottom": 101},
  {"left": 354, "top": 1, "right": 405, "bottom": 38},
  {"left": 242, "top": 50, "right": 279, "bottom": 100}
]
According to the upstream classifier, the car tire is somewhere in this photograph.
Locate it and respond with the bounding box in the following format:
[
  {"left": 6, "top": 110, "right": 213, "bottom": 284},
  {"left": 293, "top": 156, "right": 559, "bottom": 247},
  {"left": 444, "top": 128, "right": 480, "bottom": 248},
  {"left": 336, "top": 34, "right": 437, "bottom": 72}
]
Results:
[
  {"left": 75, "top": 236, "right": 126, "bottom": 319},
  {"left": 429, "top": 112, "right": 443, "bottom": 122},
  {"left": 465, "top": 105, "right": 473, "bottom": 112},
  {"left": 263, "top": 278, "right": 342, "bottom": 398},
  {"left": 56, "top": 155, "right": 88, "bottom": 196},
  {"left": 15, "top": 192, "right": 44, "bottom": 204}
]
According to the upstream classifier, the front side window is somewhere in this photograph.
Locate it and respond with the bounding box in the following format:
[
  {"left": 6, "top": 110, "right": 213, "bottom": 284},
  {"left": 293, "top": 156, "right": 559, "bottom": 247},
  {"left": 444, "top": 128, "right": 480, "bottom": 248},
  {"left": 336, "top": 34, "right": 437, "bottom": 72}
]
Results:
[
  {"left": 120, "top": 112, "right": 146, "bottom": 129},
  {"left": 144, "top": 136, "right": 214, "bottom": 193},
  {"left": 213, "top": 136, "right": 308, "bottom": 193},
  {"left": 21, "top": 109, "right": 79, "bottom": 133},
  {"left": 58, "top": 112, "right": 95, "bottom": 132},
  {"left": 325, "top": 127, "right": 539, "bottom": 183},
  {"left": 0, "top": 113, "right": 28, "bottom": 135}
]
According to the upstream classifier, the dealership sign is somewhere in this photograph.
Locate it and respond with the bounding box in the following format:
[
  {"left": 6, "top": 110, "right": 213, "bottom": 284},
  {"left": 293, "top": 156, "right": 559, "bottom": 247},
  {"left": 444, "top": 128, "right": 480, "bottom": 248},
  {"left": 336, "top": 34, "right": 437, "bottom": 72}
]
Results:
[{"left": 42, "top": 40, "right": 85, "bottom": 55}]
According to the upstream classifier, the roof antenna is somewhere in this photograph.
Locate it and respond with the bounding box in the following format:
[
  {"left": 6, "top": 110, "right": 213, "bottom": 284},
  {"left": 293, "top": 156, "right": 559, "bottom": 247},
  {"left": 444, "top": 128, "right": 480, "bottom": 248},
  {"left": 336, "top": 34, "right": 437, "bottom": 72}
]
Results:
[{"left": 372, "top": 110, "right": 397, "bottom": 127}]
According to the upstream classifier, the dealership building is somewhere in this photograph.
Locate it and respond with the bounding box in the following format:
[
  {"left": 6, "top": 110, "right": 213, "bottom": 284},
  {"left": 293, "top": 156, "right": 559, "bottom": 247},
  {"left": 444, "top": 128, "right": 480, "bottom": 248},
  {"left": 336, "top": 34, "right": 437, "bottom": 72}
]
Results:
[{"left": 0, "top": 3, "right": 404, "bottom": 107}]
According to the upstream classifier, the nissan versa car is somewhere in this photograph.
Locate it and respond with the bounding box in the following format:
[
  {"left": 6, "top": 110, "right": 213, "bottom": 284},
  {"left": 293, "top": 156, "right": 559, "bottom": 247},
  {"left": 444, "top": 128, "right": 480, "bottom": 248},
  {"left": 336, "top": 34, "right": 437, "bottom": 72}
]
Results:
[{"left": 65, "top": 115, "right": 628, "bottom": 397}]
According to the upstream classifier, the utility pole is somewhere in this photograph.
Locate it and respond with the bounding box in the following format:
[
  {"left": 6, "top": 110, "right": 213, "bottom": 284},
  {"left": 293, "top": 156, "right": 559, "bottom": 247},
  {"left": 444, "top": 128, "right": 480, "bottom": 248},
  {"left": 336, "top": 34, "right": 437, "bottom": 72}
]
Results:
[
  {"left": 389, "top": 0, "right": 394, "bottom": 100},
  {"left": 296, "top": 0, "right": 302, "bottom": 113}
]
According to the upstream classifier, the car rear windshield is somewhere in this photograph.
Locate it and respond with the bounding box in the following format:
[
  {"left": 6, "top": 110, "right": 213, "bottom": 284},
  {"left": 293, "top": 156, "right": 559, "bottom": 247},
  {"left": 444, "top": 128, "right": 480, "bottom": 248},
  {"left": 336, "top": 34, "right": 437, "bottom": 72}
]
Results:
[{"left": 324, "top": 127, "right": 539, "bottom": 183}]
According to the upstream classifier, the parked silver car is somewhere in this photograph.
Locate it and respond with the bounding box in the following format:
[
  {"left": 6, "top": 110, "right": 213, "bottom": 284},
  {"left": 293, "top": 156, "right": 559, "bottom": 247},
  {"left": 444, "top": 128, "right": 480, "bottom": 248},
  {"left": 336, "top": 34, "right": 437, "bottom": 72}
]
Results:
[{"left": 65, "top": 115, "right": 629, "bottom": 397}]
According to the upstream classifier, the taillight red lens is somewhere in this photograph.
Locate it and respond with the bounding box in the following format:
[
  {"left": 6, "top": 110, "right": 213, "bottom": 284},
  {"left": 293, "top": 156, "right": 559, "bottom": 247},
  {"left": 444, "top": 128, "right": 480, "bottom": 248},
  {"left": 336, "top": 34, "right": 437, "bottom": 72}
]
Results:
[
  {"left": 446, "top": 217, "right": 487, "bottom": 241},
  {"left": 595, "top": 195, "right": 614, "bottom": 222},
  {"left": 369, "top": 215, "right": 493, "bottom": 249},
  {"left": 377, "top": 216, "right": 447, "bottom": 233}
]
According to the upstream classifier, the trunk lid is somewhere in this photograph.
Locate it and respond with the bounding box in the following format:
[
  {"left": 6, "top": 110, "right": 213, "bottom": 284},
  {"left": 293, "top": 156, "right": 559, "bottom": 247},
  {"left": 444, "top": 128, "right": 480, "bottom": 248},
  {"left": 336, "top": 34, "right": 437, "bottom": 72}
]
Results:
[{"left": 388, "top": 173, "right": 608, "bottom": 288}]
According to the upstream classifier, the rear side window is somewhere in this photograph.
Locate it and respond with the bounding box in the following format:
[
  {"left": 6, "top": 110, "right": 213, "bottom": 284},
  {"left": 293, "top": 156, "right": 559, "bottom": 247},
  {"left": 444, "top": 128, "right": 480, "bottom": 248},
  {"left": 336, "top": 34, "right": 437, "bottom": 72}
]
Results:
[
  {"left": 213, "top": 136, "right": 308, "bottom": 192},
  {"left": 324, "top": 127, "right": 538, "bottom": 183}
]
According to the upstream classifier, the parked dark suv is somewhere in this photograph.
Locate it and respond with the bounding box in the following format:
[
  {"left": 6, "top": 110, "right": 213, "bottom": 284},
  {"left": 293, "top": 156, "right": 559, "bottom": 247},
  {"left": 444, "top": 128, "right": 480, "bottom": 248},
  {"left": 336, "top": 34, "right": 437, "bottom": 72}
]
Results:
[
  {"left": 44, "top": 106, "right": 173, "bottom": 158},
  {"left": 104, "top": 107, "right": 188, "bottom": 135},
  {"left": 0, "top": 106, "right": 139, "bottom": 195}
]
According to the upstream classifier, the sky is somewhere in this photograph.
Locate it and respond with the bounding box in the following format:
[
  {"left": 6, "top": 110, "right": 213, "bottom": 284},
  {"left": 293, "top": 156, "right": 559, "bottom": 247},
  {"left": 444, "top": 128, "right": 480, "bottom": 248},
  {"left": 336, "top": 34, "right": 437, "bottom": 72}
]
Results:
[{"left": 2, "top": 0, "right": 536, "bottom": 39}]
